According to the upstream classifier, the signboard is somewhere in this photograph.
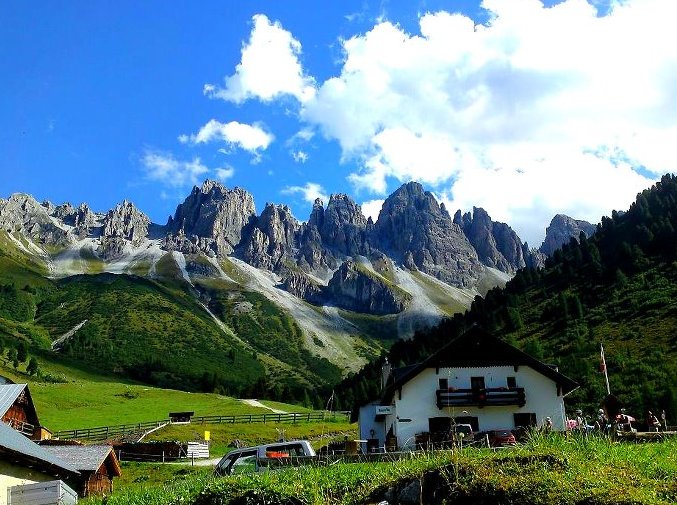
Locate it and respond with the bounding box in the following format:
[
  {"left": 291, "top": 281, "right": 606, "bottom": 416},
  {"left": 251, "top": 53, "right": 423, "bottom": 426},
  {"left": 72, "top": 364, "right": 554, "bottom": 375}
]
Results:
[
  {"left": 204, "top": 430, "right": 210, "bottom": 441},
  {"left": 375, "top": 406, "right": 393, "bottom": 415}
]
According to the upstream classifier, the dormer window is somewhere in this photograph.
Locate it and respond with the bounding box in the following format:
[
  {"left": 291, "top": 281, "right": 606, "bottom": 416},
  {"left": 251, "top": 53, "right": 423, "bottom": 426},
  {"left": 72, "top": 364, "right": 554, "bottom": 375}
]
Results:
[
  {"left": 439, "top": 378, "right": 448, "bottom": 390},
  {"left": 507, "top": 376, "right": 517, "bottom": 388}
]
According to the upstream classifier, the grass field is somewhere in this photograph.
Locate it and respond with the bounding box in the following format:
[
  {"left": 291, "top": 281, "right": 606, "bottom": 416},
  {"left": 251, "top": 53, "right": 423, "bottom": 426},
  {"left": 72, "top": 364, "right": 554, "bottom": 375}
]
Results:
[
  {"left": 0, "top": 353, "right": 307, "bottom": 431},
  {"left": 145, "top": 418, "right": 357, "bottom": 456},
  {"left": 85, "top": 434, "right": 677, "bottom": 505}
]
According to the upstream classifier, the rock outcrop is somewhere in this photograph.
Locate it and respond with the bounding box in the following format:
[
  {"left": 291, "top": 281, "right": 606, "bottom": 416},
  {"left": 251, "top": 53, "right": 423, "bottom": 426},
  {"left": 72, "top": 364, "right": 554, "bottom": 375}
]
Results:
[
  {"left": 241, "top": 203, "right": 302, "bottom": 273},
  {"left": 98, "top": 200, "right": 151, "bottom": 260},
  {"left": 281, "top": 271, "right": 324, "bottom": 304},
  {"left": 165, "top": 180, "right": 256, "bottom": 256},
  {"left": 51, "top": 202, "right": 100, "bottom": 238},
  {"left": 0, "top": 194, "right": 70, "bottom": 245},
  {"left": 324, "top": 260, "right": 411, "bottom": 315},
  {"left": 454, "top": 207, "right": 529, "bottom": 273},
  {"left": 319, "top": 194, "right": 370, "bottom": 256},
  {"left": 539, "top": 214, "right": 596, "bottom": 256},
  {"left": 374, "top": 182, "right": 483, "bottom": 288}
]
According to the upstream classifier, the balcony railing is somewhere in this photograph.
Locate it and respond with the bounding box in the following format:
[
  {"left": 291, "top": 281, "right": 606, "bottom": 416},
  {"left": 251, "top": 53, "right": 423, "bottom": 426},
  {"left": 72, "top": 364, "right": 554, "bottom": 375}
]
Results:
[
  {"left": 7, "top": 419, "right": 35, "bottom": 437},
  {"left": 436, "top": 387, "right": 526, "bottom": 409}
]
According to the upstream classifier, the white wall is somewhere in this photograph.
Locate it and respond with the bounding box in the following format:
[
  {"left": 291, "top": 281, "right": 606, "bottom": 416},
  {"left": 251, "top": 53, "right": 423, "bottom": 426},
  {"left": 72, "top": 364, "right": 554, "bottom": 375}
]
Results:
[
  {"left": 392, "top": 365, "right": 567, "bottom": 449},
  {"left": 0, "top": 462, "right": 53, "bottom": 505}
]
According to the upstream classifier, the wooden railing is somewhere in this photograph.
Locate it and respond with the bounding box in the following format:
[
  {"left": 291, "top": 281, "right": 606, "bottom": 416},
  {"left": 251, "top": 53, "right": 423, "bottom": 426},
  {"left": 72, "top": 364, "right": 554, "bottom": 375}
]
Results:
[
  {"left": 7, "top": 419, "right": 35, "bottom": 437},
  {"left": 53, "top": 411, "right": 350, "bottom": 442},
  {"left": 436, "top": 387, "right": 526, "bottom": 409}
]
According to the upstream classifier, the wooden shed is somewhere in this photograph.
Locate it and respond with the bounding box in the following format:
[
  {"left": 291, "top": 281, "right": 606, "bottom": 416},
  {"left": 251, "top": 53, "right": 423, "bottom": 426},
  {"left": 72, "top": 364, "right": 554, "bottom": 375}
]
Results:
[
  {"left": 169, "top": 411, "right": 194, "bottom": 424},
  {"left": 43, "top": 445, "right": 121, "bottom": 497},
  {"left": 0, "top": 384, "right": 43, "bottom": 440}
]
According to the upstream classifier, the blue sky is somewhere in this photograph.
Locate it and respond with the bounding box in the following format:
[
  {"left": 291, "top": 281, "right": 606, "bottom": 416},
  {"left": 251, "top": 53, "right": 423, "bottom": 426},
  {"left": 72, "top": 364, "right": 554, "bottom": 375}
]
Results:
[{"left": 2, "top": 0, "right": 675, "bottom": 246}]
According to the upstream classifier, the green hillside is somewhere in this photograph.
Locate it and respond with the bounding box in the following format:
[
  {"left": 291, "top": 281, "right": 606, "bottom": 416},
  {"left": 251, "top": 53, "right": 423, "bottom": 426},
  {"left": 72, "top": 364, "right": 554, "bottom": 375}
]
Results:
[
  {"left": 0, "top": 234, "right": 343, "bottom": 403},
  {"left": 0, "top": 353, "right": 307, "bottom": 430},
  {"left": 336, "top": 175, "right": 677, "bottom": 418}
]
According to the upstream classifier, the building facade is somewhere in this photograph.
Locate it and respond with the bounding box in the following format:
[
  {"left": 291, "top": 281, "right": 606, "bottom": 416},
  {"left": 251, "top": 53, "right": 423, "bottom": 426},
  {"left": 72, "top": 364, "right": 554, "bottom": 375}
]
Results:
[{"left": 359, "top": 327, "right": 578, "bottom": 450}]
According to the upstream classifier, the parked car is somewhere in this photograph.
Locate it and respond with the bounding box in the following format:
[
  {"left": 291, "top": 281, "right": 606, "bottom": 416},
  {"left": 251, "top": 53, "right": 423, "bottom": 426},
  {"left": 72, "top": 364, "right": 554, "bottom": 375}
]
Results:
[
  {"left": 481, "top": 429, "right": 517, "bottom": 447},
  {"left": 450, "top": 423, "right": 474, "bottom": 442},
  {"left": 215, "top": 440, "right": 316, "bottom": 475}
]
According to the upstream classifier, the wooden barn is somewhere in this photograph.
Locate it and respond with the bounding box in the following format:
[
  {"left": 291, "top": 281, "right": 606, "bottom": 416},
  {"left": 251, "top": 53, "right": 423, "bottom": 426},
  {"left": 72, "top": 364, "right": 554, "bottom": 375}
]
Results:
[
  {"left": 0, "top": 422, "right": 79, "bottom": 505},
  {"left": 43, "top": 445, "right": 122, "bottom": 497},
  {"left": 0, "top": 384, "right": 46, "bottom": 441}
]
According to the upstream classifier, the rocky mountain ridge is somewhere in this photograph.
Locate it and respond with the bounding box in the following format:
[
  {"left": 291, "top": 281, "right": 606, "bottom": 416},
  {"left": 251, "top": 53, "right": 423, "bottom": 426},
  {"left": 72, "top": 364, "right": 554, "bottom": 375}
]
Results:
[
  {"left": 539, "top": 214, "right": 597, "bottom": 256},
  {"left": 0, "top": 181, "right": 593, "bottom": 318}
]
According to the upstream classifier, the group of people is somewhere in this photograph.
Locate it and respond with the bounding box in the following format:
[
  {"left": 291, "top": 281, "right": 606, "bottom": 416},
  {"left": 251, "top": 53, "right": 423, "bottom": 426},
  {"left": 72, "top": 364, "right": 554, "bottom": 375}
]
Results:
[{"left": 567, "top": 408, "right": 666, "bottom": 433}]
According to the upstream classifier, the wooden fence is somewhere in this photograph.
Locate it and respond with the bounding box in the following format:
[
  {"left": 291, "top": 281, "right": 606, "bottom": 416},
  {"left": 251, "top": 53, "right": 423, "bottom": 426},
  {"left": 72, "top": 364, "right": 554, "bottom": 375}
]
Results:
[{"left": 53, "top": 411, "right": 350, "bottom": 442}]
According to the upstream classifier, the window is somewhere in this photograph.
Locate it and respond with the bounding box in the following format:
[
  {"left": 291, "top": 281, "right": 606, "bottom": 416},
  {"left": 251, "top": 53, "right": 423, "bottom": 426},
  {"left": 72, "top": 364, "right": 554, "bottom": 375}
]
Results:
[
  {"left": 438, "top": 378, "right": 448, "bottom": 390},
  {"left": 507, "top": 376, "right": 517, "bottom": 388},
  {"left": 429, "top": 417, "right": 452, "bottom": 433},
  {"left": 514, "top": 413, "right": 537, "bottom": 428},
  {"left": 471, "top": 376, "right": 485, "bottom": 390}
]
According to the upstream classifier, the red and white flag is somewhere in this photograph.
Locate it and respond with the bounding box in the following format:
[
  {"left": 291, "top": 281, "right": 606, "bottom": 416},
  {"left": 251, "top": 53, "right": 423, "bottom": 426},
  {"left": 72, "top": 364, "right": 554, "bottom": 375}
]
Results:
[{"left": 599, "top": 344, "right": 606, "bottom": 373}]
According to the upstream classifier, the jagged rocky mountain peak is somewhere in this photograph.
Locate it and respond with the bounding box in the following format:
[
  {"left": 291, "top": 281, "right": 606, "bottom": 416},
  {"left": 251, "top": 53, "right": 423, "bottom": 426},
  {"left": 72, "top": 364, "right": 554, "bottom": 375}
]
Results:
[
  {"left": 308, "top": 198, "right": 325, "bottom": 229},
  {"left": 165, "top": 181, "right": 256, "bottom": 256},
  {"left": 539, "top": 214, "right": 596, "bottom": 256},
  {"left": 102, "top": 200, "right": 150, "bottom": 242},
  {"left": 375, "top": 182, "right": 483, "bottom": 287},
  {"left": 0, "top": 193, "right": 70, "bottom": 245}
]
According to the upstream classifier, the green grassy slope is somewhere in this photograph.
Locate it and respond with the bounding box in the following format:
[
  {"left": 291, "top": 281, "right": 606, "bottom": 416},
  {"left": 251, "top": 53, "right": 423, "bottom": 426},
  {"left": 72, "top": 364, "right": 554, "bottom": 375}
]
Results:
[
  {"left": 0, "top": 354, "right": 313, "bottom": 430},
  {"left": 33, "top": 273, "right": 264, "bottom": 394}
]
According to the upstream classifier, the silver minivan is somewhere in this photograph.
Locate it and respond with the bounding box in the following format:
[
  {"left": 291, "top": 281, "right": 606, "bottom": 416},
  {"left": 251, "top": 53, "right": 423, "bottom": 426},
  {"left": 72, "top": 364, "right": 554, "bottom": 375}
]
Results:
[{"left": 215, "top": 440, "right": 316, "bottom": 475}]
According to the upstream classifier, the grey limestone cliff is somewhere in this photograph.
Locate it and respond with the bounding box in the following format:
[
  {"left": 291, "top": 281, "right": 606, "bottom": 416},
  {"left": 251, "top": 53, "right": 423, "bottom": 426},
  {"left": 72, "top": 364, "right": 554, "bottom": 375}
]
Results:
[
  {"left": 324, "top": 260, "right": 411, "bottom": 315},
  {"left": 98, "top": 200, "right": 151, "bottom": 260},
  {"left": 373, "top": 182, "right": 483, "bottom": 288},
  {"left": 539, "top": 214, "right": 596, "bottom": 256},
  {"left": 0, "top": 194, "right": 70, "bottom": 245},
  {"left": 165, "top": 180, "right": 256, "bottom": 256},
  {"left": 454, "top": 207, "right": 531, "bottom": 273},
  {"left": 241, "top": 203, "right": 302, "bottom": 273}
]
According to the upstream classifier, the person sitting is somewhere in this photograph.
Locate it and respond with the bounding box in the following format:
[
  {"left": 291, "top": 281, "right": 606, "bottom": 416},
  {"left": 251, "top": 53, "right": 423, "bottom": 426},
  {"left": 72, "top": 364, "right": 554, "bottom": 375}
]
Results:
[{"left": 596, "top": 409, "right": 608, "bottom": 432}]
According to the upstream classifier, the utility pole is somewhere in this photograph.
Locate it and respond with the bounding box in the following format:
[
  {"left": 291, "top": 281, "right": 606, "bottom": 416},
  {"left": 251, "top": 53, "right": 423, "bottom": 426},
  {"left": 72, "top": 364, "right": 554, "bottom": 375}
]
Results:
[{"left": 600, "top": 343, "right": 611, "bottom": 394}]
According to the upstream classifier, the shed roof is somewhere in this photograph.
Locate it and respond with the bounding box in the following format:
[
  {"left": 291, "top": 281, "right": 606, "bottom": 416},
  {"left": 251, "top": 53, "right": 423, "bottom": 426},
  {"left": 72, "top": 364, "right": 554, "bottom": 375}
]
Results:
[
  {"left": 0, "top": 421, "right": 79, "bottom": 475},
  {"left": 0, "top": 383, "right": 27, "bottom": 417},
  {"left": 43, "top": 445, "right": 122, "bottom": 476},
  {"left": 0, "top": 383, "right": 40, "bottom": 427}
]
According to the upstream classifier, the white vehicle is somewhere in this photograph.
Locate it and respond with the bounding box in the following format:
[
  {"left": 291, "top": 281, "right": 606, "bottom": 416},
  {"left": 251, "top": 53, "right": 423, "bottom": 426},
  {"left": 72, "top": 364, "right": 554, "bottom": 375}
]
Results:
[{"left": 215, "top": 440, "right": 316, "bottom": 475}]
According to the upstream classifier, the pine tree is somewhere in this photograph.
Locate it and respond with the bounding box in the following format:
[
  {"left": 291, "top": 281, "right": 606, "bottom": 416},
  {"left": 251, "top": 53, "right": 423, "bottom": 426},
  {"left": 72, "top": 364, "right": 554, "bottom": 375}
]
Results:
[
  {"left": 17, "top": 342, "right": 28, "bottom": 363},
  {"left": 26, "top": 357, "right": 39, "bottom": 376}
]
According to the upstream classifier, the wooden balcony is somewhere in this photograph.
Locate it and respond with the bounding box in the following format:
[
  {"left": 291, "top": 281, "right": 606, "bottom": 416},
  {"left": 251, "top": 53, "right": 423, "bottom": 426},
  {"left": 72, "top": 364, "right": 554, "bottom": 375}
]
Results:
[
  {"left": 436, "top": 387, "right": 526, "bottom": 409},
  {"left": 7, "top": 418, "right": 35, "bottom": 437}
]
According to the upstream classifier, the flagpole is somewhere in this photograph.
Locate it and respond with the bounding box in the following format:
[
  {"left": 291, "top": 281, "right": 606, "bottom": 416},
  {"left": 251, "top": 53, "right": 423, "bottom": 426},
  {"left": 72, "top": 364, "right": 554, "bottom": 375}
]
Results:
[{"left": 601, "top": 343, "right": 611, "bottom": 395}]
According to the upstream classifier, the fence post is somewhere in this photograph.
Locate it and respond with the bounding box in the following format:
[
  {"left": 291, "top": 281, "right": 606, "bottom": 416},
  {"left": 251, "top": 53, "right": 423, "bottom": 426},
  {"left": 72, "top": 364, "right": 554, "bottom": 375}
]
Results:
[
  {"left": 162, "top": 451, "right": 165, "bottom": 463},
  {"left": 118, "top": 450, "right": 122, "bottom": 462}
]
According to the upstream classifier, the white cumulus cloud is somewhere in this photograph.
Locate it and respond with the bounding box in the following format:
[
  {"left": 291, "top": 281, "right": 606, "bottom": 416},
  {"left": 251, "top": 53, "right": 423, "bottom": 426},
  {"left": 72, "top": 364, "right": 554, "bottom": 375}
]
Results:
[
  {"left": 215, "top": 166, "right": 235, "bottom": 181},
  {"left": 360, "top": 199, "right": 385, "bottom": 223},
  {"left": 180, "top": 119, "right": 273, "bottom": 154},
  {"left": 281, "top": 182, "right": 328, "bottom": 205},
  {"left": 205, "top": 14, "right": 316, "bottom": 104},
  {"left": 295, "top": 0, "right": 677, "bottom": 244},
  {"left": 142, "top": 150, "right": 210, "bottom": 188}
]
